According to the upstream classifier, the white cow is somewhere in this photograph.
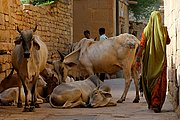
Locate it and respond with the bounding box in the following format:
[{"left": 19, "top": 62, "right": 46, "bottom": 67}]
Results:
[
  {"left": 12, "top": 26, "right": 48, "bottom": 112},
  {"left": 61, "top": 33, "right": 140, "bottom": 103}
]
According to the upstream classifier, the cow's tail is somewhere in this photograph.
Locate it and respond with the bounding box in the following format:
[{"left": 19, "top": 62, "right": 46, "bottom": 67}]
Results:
[{"left": 49, "top": 95, "right": 63, "bottom": 109}]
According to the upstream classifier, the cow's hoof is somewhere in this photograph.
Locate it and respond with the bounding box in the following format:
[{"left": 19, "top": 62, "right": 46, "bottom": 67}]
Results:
[
  {"left": 133, "top": 98, "right": 139, "bottom": 103},
  {"left": 23, "top": 107, "right": 30, "bottom": 112},
  {"left": 29, "top": 106, "right": 35, "bottom": 112},
  {"left": 35, "top": 103, "right": 40, "bottom": 108},
  {"left": 17, "top": 103, "right": 23, "bottom": 108},
  {"left": 117, "top": 99, "right": 124, "bottom": 103}
]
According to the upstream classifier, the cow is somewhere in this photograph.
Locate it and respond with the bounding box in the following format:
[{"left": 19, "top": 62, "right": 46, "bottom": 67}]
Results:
[
  {"left": 49, "top": 75, "right": 115, "bottom": 108},
  {"left": 12, "top": 26, "right": 48, "bottom": 112},
  {"left": 40, "top": 67, "right": 60, "bottom": 99},
  {"left": 60, "top": 33, "right": 140, "bottom": 103}
]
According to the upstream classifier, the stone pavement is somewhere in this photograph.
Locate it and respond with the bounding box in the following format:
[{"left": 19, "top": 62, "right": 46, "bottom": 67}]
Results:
[{"left": 0, "top": 78, "right": 179, "bottom": 120}]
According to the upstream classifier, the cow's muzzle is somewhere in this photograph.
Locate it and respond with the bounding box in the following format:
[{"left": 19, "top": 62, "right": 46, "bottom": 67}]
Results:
[{"left": 24, "top": 52, "right": 30, "bottom": 58}]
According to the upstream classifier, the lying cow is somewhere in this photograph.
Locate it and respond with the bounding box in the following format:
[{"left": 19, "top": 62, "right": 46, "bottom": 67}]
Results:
[
  {"left": 12, "top": 26, "right": 48, "bottom": 112},
  {"left": 61, "top": 33, "right": 140, "bottom": 103},
  {"left": 0, "top": 87, "right": 44, "bottom": 106},
  {"left": 0, "top": 69, "right": 47, "bottom": 105},
  {"left": 49, "top": 75, "right": 116, "bottom": 108},
  {"left": 0, "top": 71, "right": 47, "bottom": 106}
]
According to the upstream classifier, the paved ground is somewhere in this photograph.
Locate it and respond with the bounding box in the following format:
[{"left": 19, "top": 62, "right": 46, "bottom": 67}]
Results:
[{"left": 0, "top": 78, "right": 179, "bottom": 120}]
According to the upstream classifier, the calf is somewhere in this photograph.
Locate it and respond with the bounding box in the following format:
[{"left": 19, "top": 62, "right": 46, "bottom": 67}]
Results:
[{"left": 49, "top": 75, "right": 114, "bottom": 108}]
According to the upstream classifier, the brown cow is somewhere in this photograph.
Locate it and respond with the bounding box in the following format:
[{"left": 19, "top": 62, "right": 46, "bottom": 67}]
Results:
[{"left": 12, "top": 26, "right": 48, "bottom": 112}]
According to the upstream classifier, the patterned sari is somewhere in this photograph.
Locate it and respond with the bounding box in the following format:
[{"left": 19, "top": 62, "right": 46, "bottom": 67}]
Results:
[{"left": 139, "top": 11, "right": 170, "bottom": 112}]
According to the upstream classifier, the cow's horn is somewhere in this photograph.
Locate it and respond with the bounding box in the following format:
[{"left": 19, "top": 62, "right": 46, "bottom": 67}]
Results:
[
  {"left": 33, "top": 25, "right": 37, "bottom": 32},
  {"left": 57, "top": 50, "right": 65, "bottom": 62},
  {"left": 17, "top": 26, "right": 21, "bottom": 33}
]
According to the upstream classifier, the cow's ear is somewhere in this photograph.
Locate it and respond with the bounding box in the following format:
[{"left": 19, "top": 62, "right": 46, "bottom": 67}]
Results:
[
  {"left": 33, "top": 38, "right": 40, "bottom": 50},
  {"left": 14, "top": 36, "right": 22, "bottom": 45},
  {"left": 100, "top": 91, "right": 112, "bottom": 98}
]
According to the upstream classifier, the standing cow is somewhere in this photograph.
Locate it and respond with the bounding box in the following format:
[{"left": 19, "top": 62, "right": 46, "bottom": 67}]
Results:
[
  {"left": 12, "top": 26, "right": 48, "bottom": 112},
  {"left": 61, "top": 33, "right": 140, "bottom": 103}
]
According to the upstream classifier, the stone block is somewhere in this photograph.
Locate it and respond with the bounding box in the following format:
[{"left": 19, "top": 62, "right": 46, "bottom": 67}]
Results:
[
  {"left": 4, "top": 14, "right": 9, "bottom": 22},
  {"left": 1, "top": 63, "right": 9, "bottom": 72},
  {"left": 0, "top": 13, "right": 4, "bottom": 25},
  {"left": 2, "top": 0, "right": 10, "bottom": 14}
]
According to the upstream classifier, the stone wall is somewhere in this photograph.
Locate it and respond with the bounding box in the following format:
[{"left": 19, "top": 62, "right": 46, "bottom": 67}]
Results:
[
  {"left": 129, "top": 21, "right": 146, "bottom": 40},
  {"left": 119, "top": 0, "right": 130, "bottom": 34},
  {"left": 73, "top": 0, "right": 116, "bottom": 42},
  {"left": 164, "top": 0, "right": 180, "bottom": 117},
  {"left": 0, "top": 0, "right": 73, "bottom": 80}
]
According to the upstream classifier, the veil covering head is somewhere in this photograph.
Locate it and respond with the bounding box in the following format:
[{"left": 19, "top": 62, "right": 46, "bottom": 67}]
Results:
[{"left": 142, "top": 11, "right": 168, "bottom": 98}]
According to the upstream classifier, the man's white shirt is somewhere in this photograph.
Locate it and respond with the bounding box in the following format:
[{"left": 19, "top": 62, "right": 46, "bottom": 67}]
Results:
[{"left": 100, "top": 34, "right": 108, "bottom": 41}]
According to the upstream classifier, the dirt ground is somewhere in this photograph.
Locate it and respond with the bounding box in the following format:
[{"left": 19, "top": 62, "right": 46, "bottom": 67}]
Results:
[{"left": 0, "top": 78, "right": 179, "bottom": 120}]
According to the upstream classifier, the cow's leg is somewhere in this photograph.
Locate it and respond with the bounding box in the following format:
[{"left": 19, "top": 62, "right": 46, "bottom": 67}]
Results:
[
  {"left": 117, "top": 68, "right": 132, "bottom": 103},
  {"left": 99, "top": 73, "right": 106, "bottom": 82},
  {"left": 106, "top": 100, "right": 117, "bottom": 107},
  {"left": 132, "top": 66, "right": 140, "bottom": 103},
  {"left": 30, "top": 75, "right": 39, "bottom": 112},
  {"left": 71, "top": 97, "right": 86, "bottom": 108},
  {"left": 63, "top": 67, "right": 68, "bottom": 82},
  {"left": 20, "top": 76, "right": 29, "bottom": 112},
  {"left": 62, "top": 89, "right": 82, "bottom": 108},
  {"left": 17, "top": 86, "right": 23, "bottom": 108}
]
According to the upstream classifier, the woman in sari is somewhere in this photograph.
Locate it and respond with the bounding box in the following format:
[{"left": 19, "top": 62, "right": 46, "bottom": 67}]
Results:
[{"left": 136, "top": 11, "right": 171, "bottom": 113}]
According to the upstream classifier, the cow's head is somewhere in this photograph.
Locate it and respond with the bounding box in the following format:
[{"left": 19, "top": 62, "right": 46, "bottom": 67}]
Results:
[
  {"left": 88, "top": 88, "right": 113, "bottom": 108},
  {"left": 15, "top": 25, "right": 39, "bottom": 58}
]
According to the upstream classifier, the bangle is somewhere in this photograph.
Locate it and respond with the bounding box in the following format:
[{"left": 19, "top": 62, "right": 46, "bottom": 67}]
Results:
[{"left": 136, "top": 57, "right": 141, "bottom": 62}]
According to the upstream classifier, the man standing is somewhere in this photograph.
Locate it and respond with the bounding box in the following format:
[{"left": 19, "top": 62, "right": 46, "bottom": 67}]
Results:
[
  {"left": 99, "top": 28, "right": 108, "bottom": 41},
  {"left": 98, "top": 27, "right": 108, "bottom": 81},
  {"left": 84, "top": 30, "right": 91, "bottom": 39}
]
